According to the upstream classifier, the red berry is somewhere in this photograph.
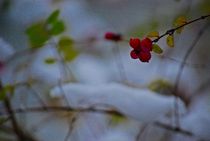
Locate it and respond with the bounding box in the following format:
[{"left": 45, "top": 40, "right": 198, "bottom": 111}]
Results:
[
  {"left": 129, "top": 38, "right": 141, "bottom": 50},
  {"left": 141, "top": 38, "right": 152, "bottom": 52},
  {"left": 130, "top": 50, "right": 139, "bottom": 59},
  {"left": 104, "top": 32, "right": 122, "bottom": 41},
  {"left": 139, "top": 51, "right": 151, "bottom": 62}
]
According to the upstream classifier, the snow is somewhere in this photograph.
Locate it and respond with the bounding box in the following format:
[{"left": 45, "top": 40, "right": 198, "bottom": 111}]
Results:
[
  {"left": 180, "top": 91, "right": 210, "bottom": 140},
  {"left": 51, "top": 82, "right": 185, "bottom": 122}
]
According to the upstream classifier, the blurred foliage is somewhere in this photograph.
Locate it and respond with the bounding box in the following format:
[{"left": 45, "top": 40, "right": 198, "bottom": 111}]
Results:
[
  {"left": 26, "top": 9, "right": 65, "bottom": 48},
  {"left": 47, "top": 9, "right": 60, "bottom": 24},
  {"left": 49, "top": 20, "right": 65, "bottom": 35},
  {"left": 26, "top": 22, "right": 51, "bottom": 48},
  {"left": 26, "top": 9, "right": 78, "bottom": 63},
  {"left": 148, "top": 79, "right": 173, "bottom": 95},
  {"left": 0, "top": 85, "right": 14, "bottom": 101},
  {"left": 58, "top": 36, "right": 78, "bottom": 62}
]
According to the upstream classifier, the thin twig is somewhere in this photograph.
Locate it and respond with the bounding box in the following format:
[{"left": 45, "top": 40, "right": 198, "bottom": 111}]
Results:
[
  {"left": 173, "top": 22, "right": 210, "bottom": 129},
  {"left": 1, "top": 105, "right": 210, "bottom": 141},
  {"left": 112, "top": 43, "right": 128, "bottom": 82},
  {"left": 136, "top": 124, "right": 149, "bottom": 141},
  {"left": 152, "top": 14, "right": 210, "bottom": 43},
  {"left": 64, "top": 114, "right": 77, "bottom": 141},
  {"left": 0, "top": 82, "right": 38, "bottom": 141},
  {"left": 162, "top": 55, "right": 210, "bottom": 69}
]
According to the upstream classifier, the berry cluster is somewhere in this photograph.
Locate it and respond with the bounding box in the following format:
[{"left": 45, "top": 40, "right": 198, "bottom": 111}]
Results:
[
  {"left": 104, "top": 32, "right": 122, "bottom": 42},
  {"left": 129, "top": 38, "right": 153, "bottom": 62}
]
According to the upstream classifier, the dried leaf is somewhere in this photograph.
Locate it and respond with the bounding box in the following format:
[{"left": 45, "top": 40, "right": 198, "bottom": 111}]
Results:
[{"left": 166, "top": 35, "right": 174, "bottom": 48}]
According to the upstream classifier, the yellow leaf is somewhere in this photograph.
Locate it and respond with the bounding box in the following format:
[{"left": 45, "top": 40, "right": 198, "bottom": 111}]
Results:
[
  {"left": 166, "top": 35, "right": 174, "bottom": 48},
  {"left": 147, "top": 31, "right": 159, "bottom": 38},
  {"left": 152, "top": 44, "right": 163, "bottom": 54},
  {"left": 173, "top": 16, "right": 187, "bottom": 34}
]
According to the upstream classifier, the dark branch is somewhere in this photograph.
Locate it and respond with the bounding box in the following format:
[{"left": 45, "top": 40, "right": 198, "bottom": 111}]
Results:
[
  {"left": 0, "top": 105, "right": 209, "bottom": 141},
  {"left": 152, "top": 14, "right": 210, "bottom": 43}
]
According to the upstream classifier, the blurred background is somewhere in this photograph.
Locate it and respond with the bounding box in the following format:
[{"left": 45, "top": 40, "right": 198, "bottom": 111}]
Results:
[{"left": 0, "top": 0, "right": 210, "bottom": 141}]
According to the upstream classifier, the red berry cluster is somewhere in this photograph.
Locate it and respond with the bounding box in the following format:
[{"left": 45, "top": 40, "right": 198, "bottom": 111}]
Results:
[
  {"left": 129, "top": 38, "right": 153, "bottom": 62},
  {"left": 104, "top": 32, "right": 122, "bottom": 42}
]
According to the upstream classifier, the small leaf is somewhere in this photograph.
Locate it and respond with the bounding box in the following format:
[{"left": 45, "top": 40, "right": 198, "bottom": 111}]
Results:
[
  {"left": 26, "top": 22, "right": 50, "bottom": 48},
  {"left": 152, "top": 44, "right": 163, "bottom": 54},
  {"left": 49, "top": 20, "right": 65, "bottom": 35},
  {"left": 147, "top": 31, "right": 159, "bottom": 38},
  {"left": 47, "top": 9, "right": 60, "bottom": 24},
  {"left": 58, "top": 36, "right": 78, "bottom": 62},
  {"left": 166, "top": 35, "right": 174, "bottom": 48},
  {"left": 173, "top": 16, "right": 187, "bottom": 34},
  {"left": 45, "top": 58, "right": 56, "bottom": 64}
]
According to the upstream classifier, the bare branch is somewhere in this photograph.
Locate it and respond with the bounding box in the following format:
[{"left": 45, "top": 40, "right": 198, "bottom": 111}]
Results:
[
  {"left": 152, "top": 14, "right": 210, "bottom": 43},
  {"left": 1, "top": 105, "right": 209, "bottom": 141}
]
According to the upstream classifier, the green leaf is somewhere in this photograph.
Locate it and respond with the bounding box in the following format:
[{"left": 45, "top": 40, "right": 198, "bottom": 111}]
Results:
[
  {"left": 47, "top": 9, "right": 60, "bottom": 24},
  {"left": 152, "top": 44, "right": 163, "bottom": 54},
  {"left": 26, "top": 22, "right": 50, "bottom": 48},
  {"left": 0, "top": 85, "right": 14, "bottom": 101},
  {"left": 49, "top": 20, "right": 65, "bottom": 35},
  {"left": 58, "top": 36, "right": 78, "bottom": 62},
  {"left": 166, "top": 35, "right": 174, "bottom": 48},
  {"left": 45, "top": 58, "right": 56, "bottom": 64}
]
